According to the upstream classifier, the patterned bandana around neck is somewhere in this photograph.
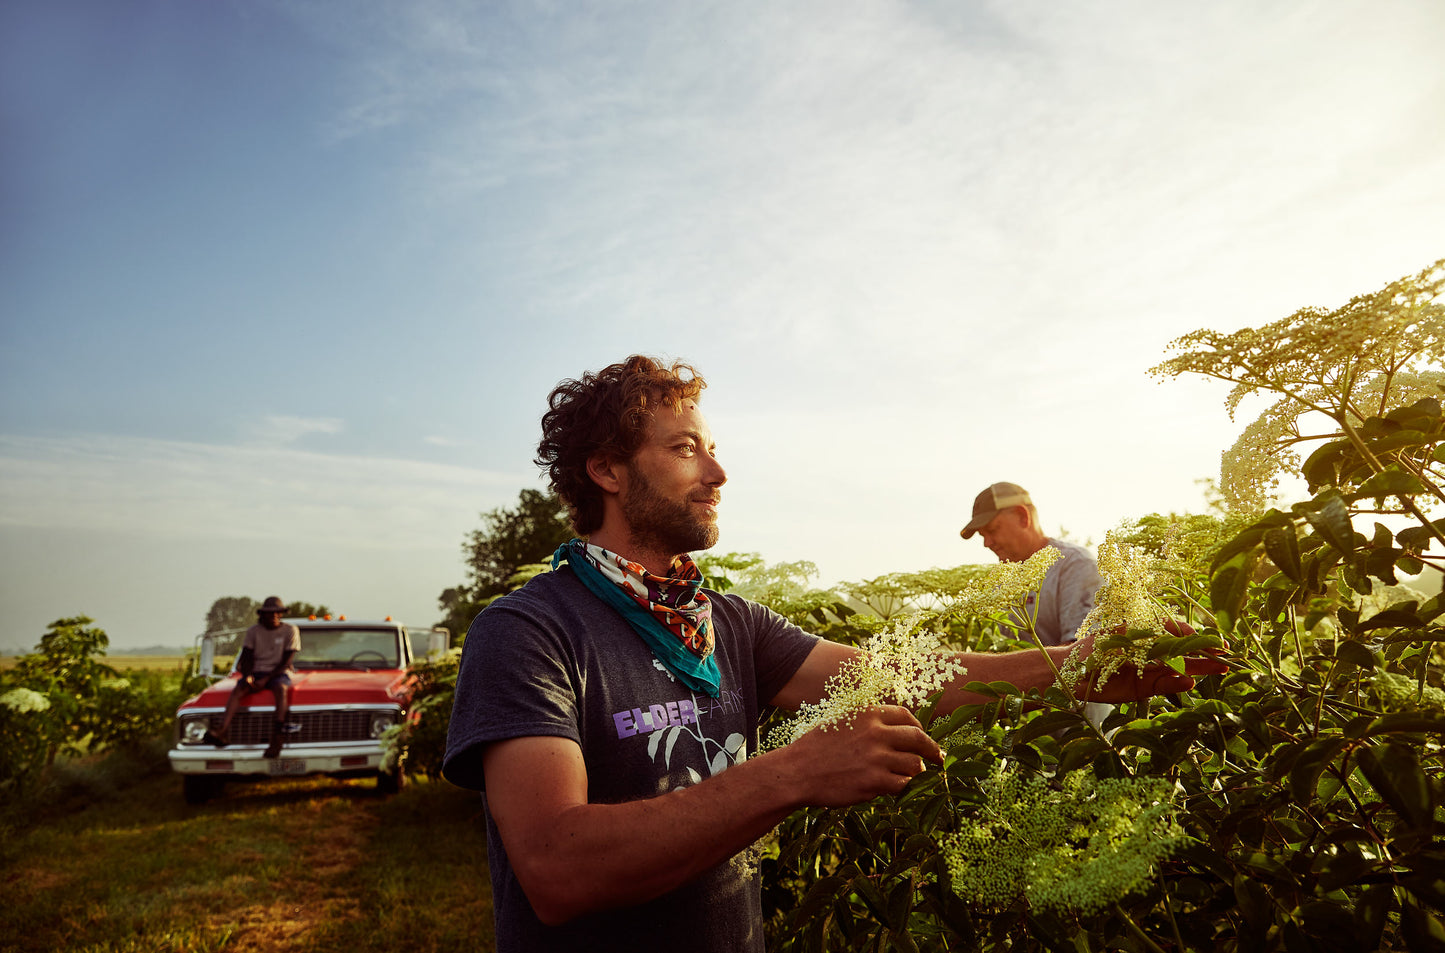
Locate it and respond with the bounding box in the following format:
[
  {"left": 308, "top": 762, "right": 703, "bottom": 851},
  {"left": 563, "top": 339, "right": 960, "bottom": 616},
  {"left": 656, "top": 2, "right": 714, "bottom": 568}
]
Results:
[{"left": 552, "top": 538, "right": 721, "bottom": 698}]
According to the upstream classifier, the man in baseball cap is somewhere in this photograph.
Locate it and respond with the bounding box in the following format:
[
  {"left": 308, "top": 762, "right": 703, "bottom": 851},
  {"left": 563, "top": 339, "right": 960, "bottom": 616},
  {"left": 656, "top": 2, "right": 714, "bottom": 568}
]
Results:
[{"left": 962, "top": 483, "right": 1102, "bottom": 646}]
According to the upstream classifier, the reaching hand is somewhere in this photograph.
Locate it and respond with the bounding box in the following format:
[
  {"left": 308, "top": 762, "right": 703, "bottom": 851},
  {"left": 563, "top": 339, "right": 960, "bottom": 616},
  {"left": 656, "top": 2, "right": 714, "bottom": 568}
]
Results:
[
  {"left": 785, "top": 705, "right": 945, "bottom": 808},
  {"left": 1074, "top": 620, "right": 1230, "bottom": 703}
]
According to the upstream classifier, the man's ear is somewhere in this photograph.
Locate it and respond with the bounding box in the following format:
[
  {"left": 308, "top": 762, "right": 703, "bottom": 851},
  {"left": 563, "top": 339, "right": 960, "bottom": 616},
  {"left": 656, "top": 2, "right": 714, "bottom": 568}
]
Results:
[{"left": 586, "top": 453, "right": 625, "bottom": 495}]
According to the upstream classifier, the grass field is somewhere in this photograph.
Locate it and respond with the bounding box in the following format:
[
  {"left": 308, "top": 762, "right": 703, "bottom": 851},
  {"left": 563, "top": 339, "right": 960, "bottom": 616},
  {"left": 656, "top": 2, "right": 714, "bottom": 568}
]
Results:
[
  {"left": 0, "top": 655, "right": 194, "bottom": 672},
  {"left": 2, "top": 760, "right": 496, "bottom": 952}
]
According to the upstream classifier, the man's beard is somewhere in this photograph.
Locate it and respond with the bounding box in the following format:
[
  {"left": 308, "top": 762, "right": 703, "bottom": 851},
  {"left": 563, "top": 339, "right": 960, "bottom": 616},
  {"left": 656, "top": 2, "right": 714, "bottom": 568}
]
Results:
[{"left": 621, "top": 462, "right": 719, "bottom": 558}]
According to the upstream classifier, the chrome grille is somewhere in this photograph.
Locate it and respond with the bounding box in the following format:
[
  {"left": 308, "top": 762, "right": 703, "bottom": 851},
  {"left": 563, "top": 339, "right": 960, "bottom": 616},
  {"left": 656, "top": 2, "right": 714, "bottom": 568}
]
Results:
[{"left": 200, "top": 709, "right": 381, "bottom": 746}]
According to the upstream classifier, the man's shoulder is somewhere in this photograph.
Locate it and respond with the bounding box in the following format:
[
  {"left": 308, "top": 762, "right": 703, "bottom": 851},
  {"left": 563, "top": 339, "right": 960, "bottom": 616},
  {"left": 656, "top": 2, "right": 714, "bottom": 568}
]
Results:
[{"left": 489, "top": 566, "right": 582, "bottom": 609}]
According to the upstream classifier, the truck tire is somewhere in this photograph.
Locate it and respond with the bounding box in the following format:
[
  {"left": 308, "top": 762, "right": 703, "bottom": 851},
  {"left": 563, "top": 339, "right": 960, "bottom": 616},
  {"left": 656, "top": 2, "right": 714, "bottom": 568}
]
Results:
[{"left": 183, "top": 774, "right": 224, "bottom": 805}]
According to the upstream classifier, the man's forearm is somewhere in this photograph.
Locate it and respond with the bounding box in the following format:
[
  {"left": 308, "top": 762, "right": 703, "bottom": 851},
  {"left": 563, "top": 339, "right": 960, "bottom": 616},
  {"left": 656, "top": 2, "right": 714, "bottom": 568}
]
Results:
[
  {"left": 934, "top": 643, "right": 1073, "bottom": 713},
  {"left": 487, "top": 706, "right": 939, "bottom": 925},
  {"left": 512, "top": 745, "right": 800, "bottom": 922}
]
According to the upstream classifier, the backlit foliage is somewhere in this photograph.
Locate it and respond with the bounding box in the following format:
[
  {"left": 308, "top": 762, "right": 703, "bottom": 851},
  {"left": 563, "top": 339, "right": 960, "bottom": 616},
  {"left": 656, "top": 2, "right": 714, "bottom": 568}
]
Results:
[{"left": 1153, "top": 258, "right": 1445, "bottom": 511}]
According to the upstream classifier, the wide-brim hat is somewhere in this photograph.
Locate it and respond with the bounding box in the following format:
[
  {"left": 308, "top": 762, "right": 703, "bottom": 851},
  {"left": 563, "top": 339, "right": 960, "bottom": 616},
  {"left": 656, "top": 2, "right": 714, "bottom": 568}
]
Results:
[
  {"left": 960, "top": 482, "right": 1032, "bottom": 539},
  {"left": 257, "top": 596, "right": 287, "bottom": 615}
]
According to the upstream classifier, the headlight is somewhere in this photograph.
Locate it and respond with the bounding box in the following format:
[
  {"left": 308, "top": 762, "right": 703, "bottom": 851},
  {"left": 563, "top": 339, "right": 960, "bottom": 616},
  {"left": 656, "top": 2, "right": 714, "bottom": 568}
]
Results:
[
  {"left": 181, "top": 718, "right": 210, "bottom": 744},
  {"left": 370, "top": 711, "right": 398, "bottom": 739}
]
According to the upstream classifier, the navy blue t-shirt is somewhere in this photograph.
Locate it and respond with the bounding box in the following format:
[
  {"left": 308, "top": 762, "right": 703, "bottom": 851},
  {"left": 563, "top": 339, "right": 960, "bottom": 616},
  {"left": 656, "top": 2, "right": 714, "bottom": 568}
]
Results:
[{"left": 443, "top": 565, "right": 819, "bottom": 953}]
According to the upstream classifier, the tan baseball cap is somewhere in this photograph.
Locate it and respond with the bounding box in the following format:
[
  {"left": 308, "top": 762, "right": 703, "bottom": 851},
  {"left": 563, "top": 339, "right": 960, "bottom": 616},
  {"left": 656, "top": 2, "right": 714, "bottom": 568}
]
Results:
[{"left": 960, "top": 482, "right": 1032, "bottom": 539}]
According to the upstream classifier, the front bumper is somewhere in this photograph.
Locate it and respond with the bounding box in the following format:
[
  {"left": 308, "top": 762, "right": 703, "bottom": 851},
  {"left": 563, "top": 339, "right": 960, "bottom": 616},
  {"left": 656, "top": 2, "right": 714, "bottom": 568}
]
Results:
[{"left": 168, "top": 740, "right": 387, "bottom": 777}]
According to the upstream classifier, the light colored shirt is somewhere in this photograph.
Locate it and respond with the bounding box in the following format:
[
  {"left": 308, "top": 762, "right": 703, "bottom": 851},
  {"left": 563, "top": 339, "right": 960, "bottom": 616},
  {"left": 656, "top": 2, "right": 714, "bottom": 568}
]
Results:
[
  {"left": 242, "top": 622, "right": 300, "bottom": 673},
  {"left": 1016, "top": 537, "right": 1103, "bottom": 646}
]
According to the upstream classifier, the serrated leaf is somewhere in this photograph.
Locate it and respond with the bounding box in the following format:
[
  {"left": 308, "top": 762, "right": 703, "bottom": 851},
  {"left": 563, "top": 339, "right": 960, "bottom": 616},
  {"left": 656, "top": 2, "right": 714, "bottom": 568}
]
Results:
[
  {"left": 1294, "top": 490, "right": 1355, "bottom": 554},
  {"left": 1351, "top": 466, "right": 1426, "bottom": 502},
  {"left": 1398, "top": 525, "right": 1434, "bottom": 552},
  {"left": 1263, "top": 526, "right": 1304, "bottom": 583}
]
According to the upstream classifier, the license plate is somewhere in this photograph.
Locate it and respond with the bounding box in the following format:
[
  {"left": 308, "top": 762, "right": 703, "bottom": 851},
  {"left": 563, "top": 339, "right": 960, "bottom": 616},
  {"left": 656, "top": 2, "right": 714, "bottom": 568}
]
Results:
[{"left": 271, "top": 758, "right": 306, "bottom": 775}]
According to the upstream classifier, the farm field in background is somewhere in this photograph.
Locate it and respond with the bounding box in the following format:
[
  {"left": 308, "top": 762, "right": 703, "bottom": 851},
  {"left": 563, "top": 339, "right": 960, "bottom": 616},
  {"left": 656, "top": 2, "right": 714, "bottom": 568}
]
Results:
[{"left": 0, "top": 655, "right": 192, "bottom": 672}]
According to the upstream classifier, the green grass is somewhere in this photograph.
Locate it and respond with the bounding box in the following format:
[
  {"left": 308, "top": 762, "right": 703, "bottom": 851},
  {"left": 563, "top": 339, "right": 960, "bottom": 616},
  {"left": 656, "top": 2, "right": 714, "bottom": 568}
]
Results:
[
  {"left": 1, "top": 759, "right": 494, "bottom": 952},
  {"left": 0, "top": 655, "right": 193, "bottom": 672}
]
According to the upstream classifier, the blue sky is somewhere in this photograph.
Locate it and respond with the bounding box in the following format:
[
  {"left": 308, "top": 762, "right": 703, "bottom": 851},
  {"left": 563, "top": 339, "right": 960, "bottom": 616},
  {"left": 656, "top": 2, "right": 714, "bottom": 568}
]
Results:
[{"left": 2, "top": 0, "right": 1442, "bottom": 651}]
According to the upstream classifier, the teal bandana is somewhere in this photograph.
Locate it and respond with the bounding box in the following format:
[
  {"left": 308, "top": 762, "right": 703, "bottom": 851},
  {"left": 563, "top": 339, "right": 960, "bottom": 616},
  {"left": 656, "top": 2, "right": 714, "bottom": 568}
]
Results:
[{"left": 552, "top": 539, "right": 722, "bottom": 698}]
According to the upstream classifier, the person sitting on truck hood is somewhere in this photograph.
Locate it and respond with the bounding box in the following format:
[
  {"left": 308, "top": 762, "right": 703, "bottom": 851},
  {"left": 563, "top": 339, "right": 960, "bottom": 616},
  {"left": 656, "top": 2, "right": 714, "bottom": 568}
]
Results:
[{"left": 204, "top": 596, "right": 301, "bottom": 759}]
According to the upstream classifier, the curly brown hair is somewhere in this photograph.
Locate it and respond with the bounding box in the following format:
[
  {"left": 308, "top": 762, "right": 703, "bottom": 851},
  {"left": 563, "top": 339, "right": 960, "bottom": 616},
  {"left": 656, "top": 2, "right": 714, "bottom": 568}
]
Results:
[{"left": 536, "top": 355, "right": 707, "bottom": 535}]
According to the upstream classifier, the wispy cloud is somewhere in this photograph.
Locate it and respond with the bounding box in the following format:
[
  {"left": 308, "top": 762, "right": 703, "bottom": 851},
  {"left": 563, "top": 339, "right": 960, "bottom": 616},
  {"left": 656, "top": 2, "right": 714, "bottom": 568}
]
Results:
[
  {"left": 0, "top": 434, "right": 523, "bottom": 550},
  {"left": 243, "top": 415, "right": 345, "bottom": 446},
  {"left": 291, "top": 0, "right": 1445, "bottom": 382}
]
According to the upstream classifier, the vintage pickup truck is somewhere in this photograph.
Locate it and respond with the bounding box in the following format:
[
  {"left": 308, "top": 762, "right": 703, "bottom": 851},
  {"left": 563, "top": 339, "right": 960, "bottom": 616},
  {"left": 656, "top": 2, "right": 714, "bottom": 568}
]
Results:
[{"left": 168, "top": 616, "right": 447, "bottom": 804}]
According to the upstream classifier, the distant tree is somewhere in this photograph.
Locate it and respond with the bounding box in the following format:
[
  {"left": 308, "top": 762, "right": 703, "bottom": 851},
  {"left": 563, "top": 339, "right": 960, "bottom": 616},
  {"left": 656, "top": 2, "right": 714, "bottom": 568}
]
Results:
[
  {"left": 285, "top": 601, "right": 332, "bottom": 619},
  {"left": 437, "top": 488, "right": 574, "bottom": 640},
  {"left": 205, "top": 596, "right": 258, "bottom": 634}
]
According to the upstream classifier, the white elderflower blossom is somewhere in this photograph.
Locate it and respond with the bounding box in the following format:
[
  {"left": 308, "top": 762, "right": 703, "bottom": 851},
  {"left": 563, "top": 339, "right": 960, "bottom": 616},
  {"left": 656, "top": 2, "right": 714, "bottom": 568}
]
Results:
[
  {"left": 949, "top": 546, "right": 1061, "bottom": 620},
  {"left": 768, "top": 612, "right": 968, "bottom": 748},
  {"left": 0, "top": 687, "right": 52, "bottom": 713},
  {"left": 941, "top": 764, "right": 1186, "bottom": 916},
  {"left": 1061, "top": 533, "right": 1173, "bottom": 693},
  {"left": 1153, "top": 259, "right": 1445, "bottom": 515}
]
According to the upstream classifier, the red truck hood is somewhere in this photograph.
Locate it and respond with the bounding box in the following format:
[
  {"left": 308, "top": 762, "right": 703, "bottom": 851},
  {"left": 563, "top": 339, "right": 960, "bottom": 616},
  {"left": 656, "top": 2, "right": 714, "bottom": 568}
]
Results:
[{"left": 179, "top": 668, "right": 414, "bottom": 711}]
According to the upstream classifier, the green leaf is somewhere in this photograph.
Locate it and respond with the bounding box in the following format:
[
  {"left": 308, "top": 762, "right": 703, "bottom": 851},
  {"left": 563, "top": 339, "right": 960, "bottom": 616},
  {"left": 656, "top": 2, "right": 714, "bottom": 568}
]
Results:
[
  {"left": 1356, "top": 743, "right": 1434, "bottom": 828},
  {"left": 1211, "top": 510, "right": 1292, "bottom": 574},
  {"left": 1263, "top": 526, "right": 1304, "bottom": 583},
  {"left": 1010, "top": 710, "right": 1083, "bottom": 744},
  {"left": 1402, "top": 899, "right": 1445, "bottom": 951},
  {"left": 1359, "top": 608, "right": 1427, "bottom": 632},
  {"left": 1361, "top": 711, "right": 1445, "bottom": 736},
  {"left": 1057, "top": 737, "right": 1110, "bottom": 775},
  {"left": 1294, "top": 490, "right": 1355, "bottom": 554},
  {"left": 1146, "top": 633, "right": 1227, "bottom": 660},
  {"left": 1399, "top": 525, "right": 1434, "bottom": 552},
  {"left": 1233, "top": 873, "right": 1273, "bottom": 928},
  {"left": 1401, "top": 867, "right": 1445, "bottom": 913},
  {"left": 1210, "top": 551, "right": 1259, "bottom": 635},
  {"left": 1333, "top": 639, "right": 1378, "bottom": 672},
  {"left": 1356, "top": 884, "right": 1394, "bottom": 951},
  {"left": 1289, "top": 737, "right": 1347, "bottom": 804},
  {"left": 1350, "top": 466, "right": 1426, "bottom": 503},
  {"left": 1301, "top": 439, "right": 1347, "bottom": 489}
]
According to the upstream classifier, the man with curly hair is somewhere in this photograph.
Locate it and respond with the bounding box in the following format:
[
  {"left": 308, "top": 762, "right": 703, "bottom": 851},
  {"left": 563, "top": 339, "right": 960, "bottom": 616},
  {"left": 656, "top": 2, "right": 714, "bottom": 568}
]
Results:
[{"left": 443, "top": 355, "right": 1220, "bottom": 953}]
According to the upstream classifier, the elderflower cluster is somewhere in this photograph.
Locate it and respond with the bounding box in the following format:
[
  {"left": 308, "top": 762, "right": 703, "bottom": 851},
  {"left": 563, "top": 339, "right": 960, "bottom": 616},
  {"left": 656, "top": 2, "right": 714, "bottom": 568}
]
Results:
[
  {"left": 1220, "top": 396, "right": 1300, "bottom": 511},
  {"left": 1060, "top": 533, "right": 1173, "bottom": 694},
  {"left": 940, "top": 764, "right": 1185, "bottom": 916},
  {"left": 1154, "top": 260, "right": 1445, "bottom": 514},
  {"left": 767, "top": 613, "right": 968, "bottom": 748},
  {"left": 948, "top": 545, "right": 1061, "bottom": 625},
  {"left": 1373, "top": 672, "right": 1445, "bottom": 713},
  {"left": 0, "top": 687, "right": 51, "bottom": 713}
]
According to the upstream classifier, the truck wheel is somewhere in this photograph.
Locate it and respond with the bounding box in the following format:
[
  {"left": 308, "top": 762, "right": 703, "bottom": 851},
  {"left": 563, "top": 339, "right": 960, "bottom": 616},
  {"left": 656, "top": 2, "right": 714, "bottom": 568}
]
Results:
[
  {"left": 377, "top": 766, "right": 405, "bottom": 795},
  {"left": 183, "top": 774, "right": 224, "bottom": 805}
]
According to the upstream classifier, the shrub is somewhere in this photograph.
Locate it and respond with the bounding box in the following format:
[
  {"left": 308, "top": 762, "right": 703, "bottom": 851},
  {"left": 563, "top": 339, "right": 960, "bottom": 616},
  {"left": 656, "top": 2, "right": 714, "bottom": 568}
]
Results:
[{"left": 763, "top": 260, "right": 1445, "bottom": 952}]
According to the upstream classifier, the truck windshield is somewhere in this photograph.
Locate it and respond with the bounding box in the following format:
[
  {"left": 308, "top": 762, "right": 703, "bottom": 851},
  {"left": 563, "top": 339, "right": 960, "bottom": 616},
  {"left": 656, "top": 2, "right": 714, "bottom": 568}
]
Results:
[{"left": 295, "top": 628, "right": 401, "bottom": 669}]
